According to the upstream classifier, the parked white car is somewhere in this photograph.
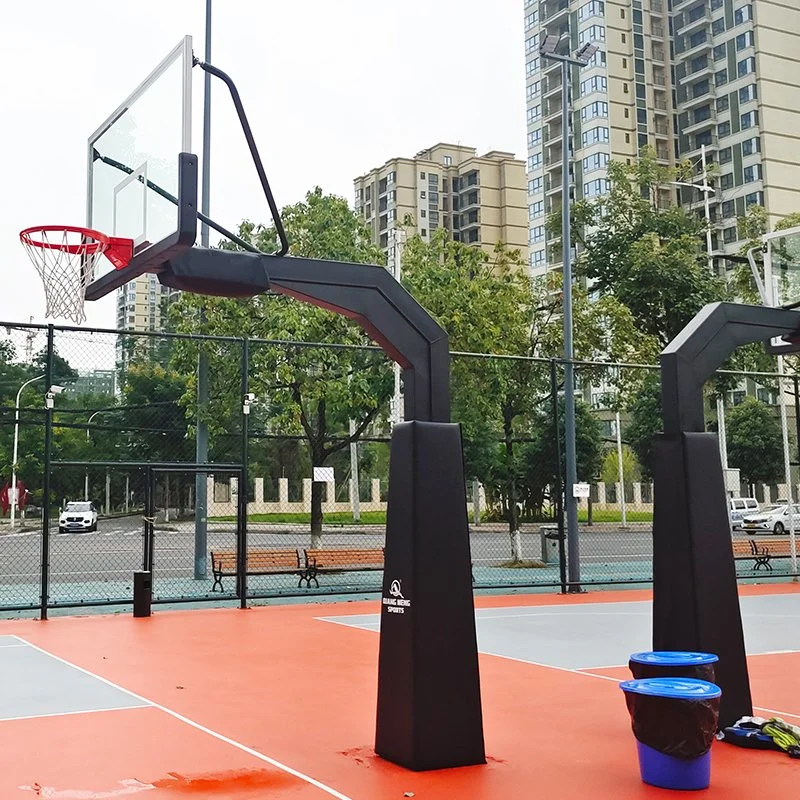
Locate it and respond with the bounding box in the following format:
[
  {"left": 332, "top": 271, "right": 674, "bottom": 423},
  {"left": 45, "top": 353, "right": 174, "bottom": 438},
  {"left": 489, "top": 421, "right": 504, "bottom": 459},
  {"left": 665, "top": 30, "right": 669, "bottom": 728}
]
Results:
[
  {"left": 741, "top": 504, "right": 800, "bottom": 535},
  {"left": 58, "top": 501, "right": 98, "bottom": 533},
  {"left": 729, "top": 497, "right": 759, "bottom": 530}
]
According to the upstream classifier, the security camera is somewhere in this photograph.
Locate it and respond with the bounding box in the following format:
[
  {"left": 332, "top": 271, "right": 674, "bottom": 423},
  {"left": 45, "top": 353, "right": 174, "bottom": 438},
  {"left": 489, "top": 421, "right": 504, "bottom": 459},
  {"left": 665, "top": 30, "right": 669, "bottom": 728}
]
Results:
[
  {"left": 49, "top": 385, "right": 66, "bottom": 394},
  {"left": 245, "top": 393, "right": 256, "bottom": 402}
]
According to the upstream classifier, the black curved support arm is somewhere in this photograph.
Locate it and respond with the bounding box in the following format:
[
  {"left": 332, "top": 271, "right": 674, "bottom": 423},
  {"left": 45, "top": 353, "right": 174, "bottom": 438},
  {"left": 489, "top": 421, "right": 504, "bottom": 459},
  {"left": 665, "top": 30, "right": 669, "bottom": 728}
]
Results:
[
  {"left": 661, "top": 302, "right": 800, "bottom": 434},
  {"left": 264, "top": 255, "right": 450, "bottom": 423},
  {"left": 195, "top": 59, "right": 289, "bottom": 257}
]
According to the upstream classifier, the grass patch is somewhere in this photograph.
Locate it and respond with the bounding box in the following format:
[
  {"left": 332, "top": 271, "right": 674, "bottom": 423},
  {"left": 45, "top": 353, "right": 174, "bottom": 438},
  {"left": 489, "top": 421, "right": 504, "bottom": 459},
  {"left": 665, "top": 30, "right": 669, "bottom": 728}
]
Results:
[
  {"left": 211, "top": 511, "right": 388, "bottom": 525},
  {"left": 497, "top": 559, "right": 547, "bottom": 569},
  {"left": 579, "top": 509, "right": 653, "bottom": 523}
]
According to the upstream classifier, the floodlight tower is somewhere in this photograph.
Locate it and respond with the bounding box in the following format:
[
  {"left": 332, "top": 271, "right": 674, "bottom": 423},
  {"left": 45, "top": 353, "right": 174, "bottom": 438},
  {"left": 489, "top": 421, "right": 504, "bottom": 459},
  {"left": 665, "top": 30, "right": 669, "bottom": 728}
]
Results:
[{"left": 539, "top": 35, "right": 598, "bottom": 591}]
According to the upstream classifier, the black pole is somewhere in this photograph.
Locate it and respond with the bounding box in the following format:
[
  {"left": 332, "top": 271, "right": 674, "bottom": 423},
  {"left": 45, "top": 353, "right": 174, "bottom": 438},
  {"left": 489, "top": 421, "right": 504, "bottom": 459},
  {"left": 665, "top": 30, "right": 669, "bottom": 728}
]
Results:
[
  {"left": 550, "top": 360, "right": 567, "bottom": 594},
  {"left": 40, "top": 324, "right": 54, "bottom": 620},
  {"left": 237, "top": 338, "right": 249, "bottom": 609}
]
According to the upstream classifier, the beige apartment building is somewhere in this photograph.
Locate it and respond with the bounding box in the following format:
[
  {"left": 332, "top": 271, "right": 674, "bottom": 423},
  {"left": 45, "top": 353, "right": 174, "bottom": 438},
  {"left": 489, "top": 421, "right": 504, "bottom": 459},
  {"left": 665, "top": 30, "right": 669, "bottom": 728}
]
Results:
[
  {"left": 353, "top": 143, "right": 528, "bottom": 264},
  {"left": 115, "top": 274, "right": 173, "bottom": 365},
  {"left": 524, "top": 0, "right": 800, "bottom": 275}
]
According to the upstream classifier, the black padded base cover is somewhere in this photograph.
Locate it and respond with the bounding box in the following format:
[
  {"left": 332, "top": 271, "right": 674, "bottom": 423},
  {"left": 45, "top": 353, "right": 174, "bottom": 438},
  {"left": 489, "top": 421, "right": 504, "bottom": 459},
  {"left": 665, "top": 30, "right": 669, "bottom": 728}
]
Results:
[
  {"left": 375, "top": 421, "right": 485, "bottom": 771},
  {"left": 652, "top": 432, "right": 753, "bottom": 729},
  {"left": 159, "top": 248, "right": 270, "bottom": 297}
]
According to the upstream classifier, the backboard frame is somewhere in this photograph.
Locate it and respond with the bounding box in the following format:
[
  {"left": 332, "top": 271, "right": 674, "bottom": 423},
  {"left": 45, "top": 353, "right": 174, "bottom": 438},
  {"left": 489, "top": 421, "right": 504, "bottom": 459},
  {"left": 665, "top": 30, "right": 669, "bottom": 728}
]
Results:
[{"left": 84, "top": 36, "right": 196, "bottom": 301}]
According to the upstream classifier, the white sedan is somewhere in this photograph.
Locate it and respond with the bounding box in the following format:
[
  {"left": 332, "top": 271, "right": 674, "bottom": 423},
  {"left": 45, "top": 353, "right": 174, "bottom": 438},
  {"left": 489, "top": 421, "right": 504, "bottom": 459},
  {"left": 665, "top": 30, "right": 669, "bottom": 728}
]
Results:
[
  {"left": 58, "top": 501, "right": 98, "bottom": 533},
  {"left": 741, "top": 504, "right": 800, "bottom": 535}
]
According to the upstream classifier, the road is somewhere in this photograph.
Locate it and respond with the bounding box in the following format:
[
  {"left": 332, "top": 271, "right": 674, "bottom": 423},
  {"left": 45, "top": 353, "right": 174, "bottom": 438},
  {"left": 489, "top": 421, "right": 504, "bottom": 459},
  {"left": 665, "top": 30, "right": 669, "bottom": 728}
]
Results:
[{"left": 0, "top": 516, "right": 656, "bottom": 588}]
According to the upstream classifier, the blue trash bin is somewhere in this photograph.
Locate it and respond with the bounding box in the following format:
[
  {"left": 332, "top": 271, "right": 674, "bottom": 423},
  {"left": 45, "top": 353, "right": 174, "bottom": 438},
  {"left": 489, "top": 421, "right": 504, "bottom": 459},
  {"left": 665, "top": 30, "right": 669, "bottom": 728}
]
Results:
[
  {"left": 629, "top": 651, "right": 718, "bottom": 683},
  {"left": 620, "top": 678, "right": 722, "bottom": 791}
]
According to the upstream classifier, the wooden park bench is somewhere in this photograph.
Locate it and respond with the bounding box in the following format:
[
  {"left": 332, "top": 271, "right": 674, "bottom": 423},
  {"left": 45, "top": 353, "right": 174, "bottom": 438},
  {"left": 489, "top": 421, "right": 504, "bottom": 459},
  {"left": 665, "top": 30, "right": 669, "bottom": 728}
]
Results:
[
  {"left": 210, "top": 548, "right": 303, "bottom": 592},
  {"left": 732, "top": 537, "right": 797, "bottom": 571},
  {"left": 301, "top": 547, "right": 385, "bottom": 588}
]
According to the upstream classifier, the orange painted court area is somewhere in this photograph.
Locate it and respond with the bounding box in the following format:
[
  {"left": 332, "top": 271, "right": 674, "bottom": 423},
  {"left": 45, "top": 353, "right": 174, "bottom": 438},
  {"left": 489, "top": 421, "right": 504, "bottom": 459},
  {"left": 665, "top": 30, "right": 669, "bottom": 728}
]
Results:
[{"left": 1, "top": 584, "right": 798, "bottom": 799}]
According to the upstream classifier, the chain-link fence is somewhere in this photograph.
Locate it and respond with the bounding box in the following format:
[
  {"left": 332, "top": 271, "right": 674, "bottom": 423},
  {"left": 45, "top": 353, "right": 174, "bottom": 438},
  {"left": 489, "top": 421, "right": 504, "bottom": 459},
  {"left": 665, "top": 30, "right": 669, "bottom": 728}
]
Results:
[{"left": 0, "top": 321, "right": 796, "bottom": 613}]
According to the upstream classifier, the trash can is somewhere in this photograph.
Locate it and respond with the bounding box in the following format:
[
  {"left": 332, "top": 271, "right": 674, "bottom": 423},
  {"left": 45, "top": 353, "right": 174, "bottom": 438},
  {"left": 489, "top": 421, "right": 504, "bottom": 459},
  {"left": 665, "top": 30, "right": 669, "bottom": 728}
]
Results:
[
  {"left": 620, "top": 677, "right": 721, "bottom": 791},
  {"left": 540, "top": 526, "right": 562, "bottom": 565},
  {"left": 133, "top": 570, "right": 152, "bottom": 618},
  {"left": 628, "top": 651, "right": 718, "bottom": 683}
]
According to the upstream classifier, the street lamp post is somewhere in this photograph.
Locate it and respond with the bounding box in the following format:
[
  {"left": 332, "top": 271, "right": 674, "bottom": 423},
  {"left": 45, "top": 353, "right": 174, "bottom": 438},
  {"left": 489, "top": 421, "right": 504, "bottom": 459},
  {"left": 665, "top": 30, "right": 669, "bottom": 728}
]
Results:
[
  {"left": 85, "top": 410, "right": 103, "bottom": 502},
  {"left": 539, "top": 36, "right": 598, "bottom": 592},
  {"left": 11, "top": 374, "right": 45, "bottom": 528},
  {"left": 670, "top": 144, "right": 715, "bottom": 272}
]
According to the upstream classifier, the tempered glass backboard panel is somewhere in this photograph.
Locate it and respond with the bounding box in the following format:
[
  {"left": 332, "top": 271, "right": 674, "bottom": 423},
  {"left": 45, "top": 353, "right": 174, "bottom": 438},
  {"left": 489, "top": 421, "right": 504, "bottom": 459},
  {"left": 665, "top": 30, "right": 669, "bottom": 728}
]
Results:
[
  {"left": 87, "top": 37, "right": 192, "bottom": 253},
  {"left": 768, "top": 229, "right": 800, "bottom": 309}
]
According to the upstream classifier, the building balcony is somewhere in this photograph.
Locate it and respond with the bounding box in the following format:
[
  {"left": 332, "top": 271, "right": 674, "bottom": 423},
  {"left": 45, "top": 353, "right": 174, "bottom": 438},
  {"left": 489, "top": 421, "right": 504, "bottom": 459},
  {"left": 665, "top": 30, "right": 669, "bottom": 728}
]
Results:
[
  {"left": 541, "top": 0, "right": 569, "bottom": 23},
  {"left": 543, "top": 77, "right": 562, "bottom": 99},
  {"left": 650, "top": 0, "right": 664, "bottom": 14},
  {"left": 652, "top": 74, "right": 667, "bottom": 87},
  {"left": 680, "top": 85, "right": 713, "bottom": 110},
  {"left": 653, "top": 122, "right": 671, "bottom": 137},
  {"left": 678, "top": 35, "right": 712, "bottom": 61},
  {"left": 653, "top": 96, "right": 668, "bottom": 111},
  {"left": 676, "top": 8, "right": 711, "bottom": 35},
  {"left": 678, "top": 60, "right": 712, "bottom": 84},
  {"left": 651, "top": 24, "right": 665, "bottom": 39},
  {"left": 682, "top": 112, "right": 716, "bottom": 137},
  {"left": 683, "top": 133, "right": 719, "bottom": 157}
]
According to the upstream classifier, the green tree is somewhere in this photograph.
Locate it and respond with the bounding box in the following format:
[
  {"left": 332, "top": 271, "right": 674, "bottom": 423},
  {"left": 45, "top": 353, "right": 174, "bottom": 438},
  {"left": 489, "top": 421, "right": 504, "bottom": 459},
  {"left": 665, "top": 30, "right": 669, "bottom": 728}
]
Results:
[
  {"left": 402, "top": 228, "right": 653, "bottom": 555},
  {"left": 32, "top": 347, "right": 78, "bottom": 387},
  {"left": 570, "top": 148, "right": 725, "bottom": 347},
  {"left": 600, "top": 445, "right": 641, "bottom": 487},
  {"left": 169, "top": 188, "right": 392, "bottom": 546},
  {"left": 726, "top": 396, "right": 783, "bottom": 487},
  {"left": 625, "top": 376, "right": 662, "bottom": 481}
]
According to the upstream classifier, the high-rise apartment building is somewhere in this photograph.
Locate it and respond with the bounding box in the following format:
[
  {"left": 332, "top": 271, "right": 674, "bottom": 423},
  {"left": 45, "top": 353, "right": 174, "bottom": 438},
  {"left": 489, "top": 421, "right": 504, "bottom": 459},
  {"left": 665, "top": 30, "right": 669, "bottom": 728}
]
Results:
[
  {"left": 524, "top": 0, "right": 800, "bottom": 275},
  {"left": 353, "top": 143, "right": 528, "bottom": 264},
  {"left": 115, "top": 274, "right": 173, "bottom": 365}
]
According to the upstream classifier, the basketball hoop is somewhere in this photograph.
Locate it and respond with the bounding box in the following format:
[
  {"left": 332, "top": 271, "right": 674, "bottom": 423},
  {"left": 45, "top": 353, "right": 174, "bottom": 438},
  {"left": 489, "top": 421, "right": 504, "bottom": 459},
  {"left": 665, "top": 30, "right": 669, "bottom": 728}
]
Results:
[{"left": 19, "top": 226, "right": 133, "bottom": 324}]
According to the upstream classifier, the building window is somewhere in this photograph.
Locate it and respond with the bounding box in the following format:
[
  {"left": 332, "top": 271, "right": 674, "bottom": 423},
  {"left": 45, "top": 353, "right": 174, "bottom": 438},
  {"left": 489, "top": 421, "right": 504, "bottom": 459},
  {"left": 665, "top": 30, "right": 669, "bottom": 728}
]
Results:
[
  {"left": 723, "top": 227, "right": 738, "bottom": 244},
  {"left": 583, "top": 152, "right": 610, "bottom": 173},
  {"left": 741, "top": 110, "right": 759, "bottom": 129},
  {"left": 745, "top": 191, "right": 763, "bottom": 206},
  {"left": 443, "top": 155, "right": 452, "bottom": 166},
  {"left": 529, "top": 201, "right": 544, "bottom": 219},
  {"left": 739, "top": 84, "right": 757, "bottom": 103},
  {"left": 528, "top": 129, "right": 542, "bottom": 147},
  {"left": 718, "top": 121, "right": 731, "bottom": 138},
  {"left": 420, "top": 190, "right": 426, "bottom": 199},
  {"left": 579, "top": 25, "right": 606, "bottom": 45},
  {"left": 737, "top": 57, "right": 756, "bottom": 77},
  {"left": 736, "top": 31, "right": 755, "bottom": 50},
  {"left": 525, "top": 11, "right": 538, "bottom": 30},
  {"left": 526, "top": 58, "right": 540, "bottom": 77},
  {"left": 527, "top": 81, "right": 541, "bottom": 101},
  {"left": 584, "top": 178, "right": 610, "bottom": 197},
  {"left": 743, "top": 164, "right": 761, "bottom": 183},
  {"left": 742, "top": 137, "right": 760, "bottom": 156},
  {"left": 711, "top": 18, "right": 726, "bottom": 35},
  {"left": 421, "top": 229, "right": 427, "bottom": 237},
  {"left": 525, "top": 34, "right": 539, "bottom": 56},
  {"left": 711, "top": 0, "right": 723, "bottom": 8},
  {"left": 387, "top": 171, "right": 396, "bottom": 184},
  {"left": 467, "top": 229, "right": 479, "bottom": 244},
  {"left": 734, "top": 4, "right": 753, "bottom": 24},
  {"left": 581, "top": 101, "right": 609, "bottom": 122},
  {"left": 530, "top": 225, "right": 545, "bottom": 244},
  {"left": 692, "top": 79, "right": 710, "bottom": 98},
  {"left": 713, "top": 44, "right": 727, "bottom": 62},
  {"left": 580, "top": 75, "right": 608, "bottom": 95},
  {"left": 530, "top": 249, "right": 546, "bottom": 267},
  {"left": 716, "top": 96, "right": 729, "bottom": 113},
  {"left": 722, "top": 200, "right": 735, "bottom": 218},
  {"left": 719, "top": 147, "right": 732, "bottom": 164},
  {"left": 720, "top": 173, "right": 734, "bottom": 190},
  {"left": 715, "top": 69, "right": 728, "bottom": 87},
  {"left": 528, "top": 177, "right": 543, "bottom": 195},
  {"left": 420, "top": 209, "right": 427, "bottom": 219},
  {"left": 527, "top": 105, "right": 542, "bottom": 123},
  {"left": 528, "top": 152, "right": 542, "bottom": 171},
  {"left": 420, "top": 171, "right": 426, "bottom": 179},
  {"left": 582, "top": 126, "right": 610, "bottom": 146},
  {"left": 578, "top": 1, "right": 604, "bottom": 21}
]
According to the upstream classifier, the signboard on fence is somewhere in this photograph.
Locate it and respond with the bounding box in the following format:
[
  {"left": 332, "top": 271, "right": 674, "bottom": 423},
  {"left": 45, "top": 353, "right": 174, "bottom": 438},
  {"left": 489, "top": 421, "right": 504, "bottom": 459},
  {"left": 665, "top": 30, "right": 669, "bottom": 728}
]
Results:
[
  {"left": 573, "top": 483, "right": 591, "bottom": 499},
  {"left": 313, "top": 467, "right": 335, "bottom": 483}
]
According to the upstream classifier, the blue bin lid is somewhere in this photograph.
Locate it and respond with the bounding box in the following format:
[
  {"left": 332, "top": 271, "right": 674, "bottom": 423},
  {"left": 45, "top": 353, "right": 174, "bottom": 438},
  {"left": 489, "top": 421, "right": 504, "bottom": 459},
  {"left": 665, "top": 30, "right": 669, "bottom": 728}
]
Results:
[
  {"left": 629, "top": 650, "right": 718, "bottom": 666},
  {"left": 620, "top": 677, "right": 722, "bottom": 700}
]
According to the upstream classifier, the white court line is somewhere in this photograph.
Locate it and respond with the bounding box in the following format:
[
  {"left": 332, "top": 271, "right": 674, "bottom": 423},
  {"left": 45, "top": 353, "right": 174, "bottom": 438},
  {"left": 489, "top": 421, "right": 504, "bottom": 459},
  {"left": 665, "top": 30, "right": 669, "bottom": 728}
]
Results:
[
  {"left": 0, "top": 704, "right": 148, "bottom": 724},
  {"left": 9, "top": 636, "right": 353, "bottom": 800},
  {"left": 0, "top": 643, "right": 28, "bottom": 649}
]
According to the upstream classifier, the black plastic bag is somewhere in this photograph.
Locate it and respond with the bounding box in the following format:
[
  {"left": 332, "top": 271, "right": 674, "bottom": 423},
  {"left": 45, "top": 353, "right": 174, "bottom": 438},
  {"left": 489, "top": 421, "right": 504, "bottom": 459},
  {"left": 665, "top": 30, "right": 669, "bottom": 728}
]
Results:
[{"left": 624, "top": 692, "right": 721, "bottom": 759}]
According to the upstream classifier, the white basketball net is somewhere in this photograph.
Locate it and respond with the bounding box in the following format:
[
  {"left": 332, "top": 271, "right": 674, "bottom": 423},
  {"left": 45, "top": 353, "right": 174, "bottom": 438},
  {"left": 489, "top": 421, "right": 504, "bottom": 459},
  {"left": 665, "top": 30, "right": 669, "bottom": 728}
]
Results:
[{"left": 20, "top": 228, "right": 108, "bottom": 325}]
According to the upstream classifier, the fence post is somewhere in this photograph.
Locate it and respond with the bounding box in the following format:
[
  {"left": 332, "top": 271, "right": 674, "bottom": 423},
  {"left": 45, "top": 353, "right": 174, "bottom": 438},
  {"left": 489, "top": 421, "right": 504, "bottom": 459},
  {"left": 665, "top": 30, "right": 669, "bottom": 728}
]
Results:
[
  {"left": 40, "top": 324, "right": 54, "bottom": 620},
  {"left": 237, "top": 337, "right": 249, "bottom": 608},
  {"left": 550, "top": 359, "right": 567, "bottom": 594}
]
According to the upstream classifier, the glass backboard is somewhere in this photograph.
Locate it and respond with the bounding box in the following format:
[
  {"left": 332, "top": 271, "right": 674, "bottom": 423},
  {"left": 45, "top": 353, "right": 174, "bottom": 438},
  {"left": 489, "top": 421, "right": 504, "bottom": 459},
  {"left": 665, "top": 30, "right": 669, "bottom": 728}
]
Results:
[
  {"left": 765, "top": 227, "right": 800, "bottom": 310},
  {"left": 87, "top": 36, "right": 193, "bottom": 256}
]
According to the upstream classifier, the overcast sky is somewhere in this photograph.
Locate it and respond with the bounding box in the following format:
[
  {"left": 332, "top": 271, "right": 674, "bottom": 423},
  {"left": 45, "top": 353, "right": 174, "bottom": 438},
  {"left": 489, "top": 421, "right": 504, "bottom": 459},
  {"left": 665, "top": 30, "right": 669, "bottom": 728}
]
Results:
[{"left": 1, "top": 0, "right": 526, "bottom": 333}]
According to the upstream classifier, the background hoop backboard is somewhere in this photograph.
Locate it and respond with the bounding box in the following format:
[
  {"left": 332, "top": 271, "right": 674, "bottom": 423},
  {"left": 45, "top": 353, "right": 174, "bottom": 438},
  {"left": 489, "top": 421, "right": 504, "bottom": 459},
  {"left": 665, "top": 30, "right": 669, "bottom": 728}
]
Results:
[
  {"left": 758, "top": 225, "right": 800, "bottom": 354},
  {"left": 85, "top": 36, "right": 196, "bottom": 297}
]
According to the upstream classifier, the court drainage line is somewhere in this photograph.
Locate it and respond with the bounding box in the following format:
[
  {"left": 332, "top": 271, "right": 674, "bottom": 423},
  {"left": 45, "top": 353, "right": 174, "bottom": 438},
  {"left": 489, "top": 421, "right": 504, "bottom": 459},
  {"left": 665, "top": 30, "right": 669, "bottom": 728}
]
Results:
[{"left": 11, "top": 636, "right": 355, "bottom": 800}]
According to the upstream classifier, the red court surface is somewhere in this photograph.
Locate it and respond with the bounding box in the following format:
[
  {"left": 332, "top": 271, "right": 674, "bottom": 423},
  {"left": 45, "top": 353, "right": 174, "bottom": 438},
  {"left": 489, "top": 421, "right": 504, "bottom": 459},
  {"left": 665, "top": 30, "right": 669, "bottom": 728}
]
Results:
[{"left": 1, "top": 584, "right": 798, "bottom": 799}]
